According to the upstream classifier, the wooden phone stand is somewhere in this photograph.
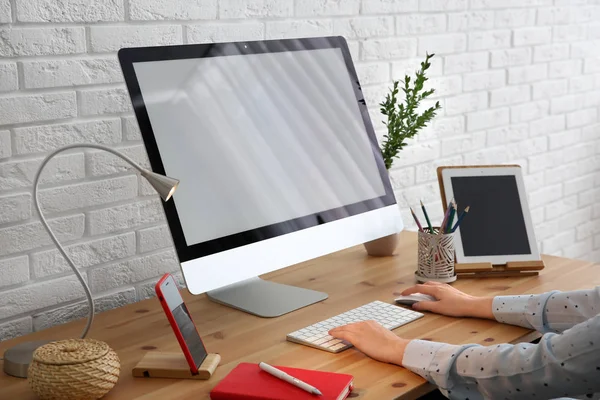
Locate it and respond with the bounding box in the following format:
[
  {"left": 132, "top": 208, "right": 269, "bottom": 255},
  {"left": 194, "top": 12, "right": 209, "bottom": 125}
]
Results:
[
  {"left": 132, "top": 352, "right": 221, "bottom": 380},
  {"left": 437, "top": 165, "right": 545, "bottom": 278}
]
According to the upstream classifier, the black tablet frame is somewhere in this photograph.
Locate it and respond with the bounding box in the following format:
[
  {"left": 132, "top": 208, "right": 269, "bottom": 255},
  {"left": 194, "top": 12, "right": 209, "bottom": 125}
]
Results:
[{"left": 118, "top": 36, "right": 396, "bottom": 263}]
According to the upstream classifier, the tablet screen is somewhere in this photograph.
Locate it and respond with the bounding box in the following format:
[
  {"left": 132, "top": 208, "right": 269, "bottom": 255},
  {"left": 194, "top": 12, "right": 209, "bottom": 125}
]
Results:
[{"left": 451, "top": 175, "right": 531, "bottom": 256}]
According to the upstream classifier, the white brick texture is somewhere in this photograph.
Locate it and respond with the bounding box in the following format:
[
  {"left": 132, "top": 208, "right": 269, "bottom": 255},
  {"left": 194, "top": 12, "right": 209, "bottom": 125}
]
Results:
[
  {"left": 17, "top": 0, "right": 124, "bottom": 22},
  {"left": 0, "top": 0, "right": 10, "bottom": 23},
  {"left": 187, "top": 22, "right": 265, "bottom": 44},
  {"left": 220, "top": 0, "right": 292, "bottom": 19},
  {"left": 361, "top": 38, "right": 417, "bottom": 60},
  {"left": 22, "top": 58, "right": 123, "bottom": 89},
  {"left": 137, "top": 224, "right": 172, "bottom": 253},
  {"left": 514, "top": 27, "right": 552, "bottom": 46},
  {"left": 86, "top": 144, "right": 149, "bottom": 176},
  {"left": 38, "top": 175, "right": 138, "bottom": 213},
  {"left": 0, "top": 62, "right": 18, "bottom": 92},
  {"left": 468, "top": 30, "right": 511, "bottom": 51},
  {"left": 361, "top": 0, "right": 417, "bottom": 14},
  {"left": 0, "top": 256, "right": 29, "bottom": 289},
  {"left": 130, "top": 0, "right": 216, "bottom": 21},
  {"left": 79, "top": 87, "right": 133, "bottom": 116},
  {"left": 0, "top": 27, "right": 85, "bottom": 56},
  {"left": 122, "top": 116, "right": 141, "bottom": 141},
  {"left": 0, "top": 130, "right": 10, "bottom": 158},
  {"left": 396, "top": 14, "right": 446, "bottom": 35},
  {"left": 0, "top": 0, "right": 600, "bottom": 342},
  {"left": 0, "top": 214, "right": 84, "bottom": 257},
  {"left": 0, "top": 152, "right": 85, "bottom": 190},
  {"left": 0, "top": 317, "right": 32, "bottom": 341},
  {"left": 491, "top": 48, "right": 532, "bottom": 68},
  {"left": 32, "top": 232, "right": 136, "bottom": 278},
  {"left": 87, "top": 198, "right": 163, "bottom": 235},
  {"left": 336, "top": 16, "right": 394, "bottom": 38},
  {"left": 0, "top": 275, "right": 86, "bottom": 320},
  {"left": 32, "top": 288, "right": 136, "bottom": 331},
  {"left": 0, "top": 192, "right": 31, "bottom": 224},
  {"left": 0, "top": 92, "right": 77, "bottom": 125},
  {"left": 266, "top": 20, "right": 333, "bottom": 39},
  {"left": 296, "top": 0, "right": 359, "bottom": 16},
  {"left": 418, "top": 33, "right": 467, "bottom": 55},
  {"left": 14, "top": 119, "right": 121, "bottom": 155},
  {"left": 444, "top": 52, "right": 488, "bottom": 74},
  {"left": 89, "top": 25, "right": 183, "bottom": 52},
  {"left": 89, "top": 249, "right": 179, "bottom": 293}
]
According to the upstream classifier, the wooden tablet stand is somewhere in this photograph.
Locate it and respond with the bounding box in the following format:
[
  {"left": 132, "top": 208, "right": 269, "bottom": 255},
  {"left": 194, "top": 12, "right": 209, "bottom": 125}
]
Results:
[
  {"left": 454, "top": 260, "right": 544, "bottom": 278},
  {"left": 437, "top": 165, "right": 545, "bottom": 278},
  {"left": 132, "top": 352, "right": 221, "bottom": 380}
]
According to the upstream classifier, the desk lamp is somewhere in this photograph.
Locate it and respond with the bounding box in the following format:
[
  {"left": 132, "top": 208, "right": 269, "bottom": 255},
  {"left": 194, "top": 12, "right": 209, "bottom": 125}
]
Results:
[{"left": 2, "top": 143, "right": 179, "bottom": 378}]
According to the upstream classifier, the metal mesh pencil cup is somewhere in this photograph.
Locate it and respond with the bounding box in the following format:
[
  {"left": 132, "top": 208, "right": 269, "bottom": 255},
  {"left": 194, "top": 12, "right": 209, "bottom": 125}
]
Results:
[{"left": 416, "top": 228, "right": 457, "bottom": 283}]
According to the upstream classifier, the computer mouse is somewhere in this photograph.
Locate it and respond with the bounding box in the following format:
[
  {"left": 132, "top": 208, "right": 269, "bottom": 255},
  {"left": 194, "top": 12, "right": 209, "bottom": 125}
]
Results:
[{"left": 394, "top": 293, "right": 436, "bottom": 306}]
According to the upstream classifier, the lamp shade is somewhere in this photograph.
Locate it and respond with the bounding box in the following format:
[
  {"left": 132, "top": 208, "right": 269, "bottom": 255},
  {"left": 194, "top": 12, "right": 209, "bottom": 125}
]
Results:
[{"left": 140, "top": 169, "right": 179, "bottom": 201}]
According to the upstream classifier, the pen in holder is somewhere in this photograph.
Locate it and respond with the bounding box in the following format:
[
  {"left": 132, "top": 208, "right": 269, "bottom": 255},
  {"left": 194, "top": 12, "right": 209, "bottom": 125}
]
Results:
[{"left": 416, "top": 227, "right": 457, "bottom": 283}]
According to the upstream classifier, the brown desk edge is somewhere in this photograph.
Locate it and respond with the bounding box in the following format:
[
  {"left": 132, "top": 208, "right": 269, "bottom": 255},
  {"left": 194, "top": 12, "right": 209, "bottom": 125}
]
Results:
[{"left": 1, "top": 231, "right": 598, "bottom": 400}]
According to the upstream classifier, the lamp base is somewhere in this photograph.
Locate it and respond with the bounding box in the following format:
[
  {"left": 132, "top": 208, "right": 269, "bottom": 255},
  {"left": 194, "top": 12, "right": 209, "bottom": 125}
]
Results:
[{"left": 3, "top": 340, "right": 52, "bottom": 378}]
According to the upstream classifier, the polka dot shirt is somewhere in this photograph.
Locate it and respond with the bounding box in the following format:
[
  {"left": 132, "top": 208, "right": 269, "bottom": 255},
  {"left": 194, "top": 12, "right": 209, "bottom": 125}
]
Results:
[{"left": 402, "top": 287, "right": 600, "bottom": 400}]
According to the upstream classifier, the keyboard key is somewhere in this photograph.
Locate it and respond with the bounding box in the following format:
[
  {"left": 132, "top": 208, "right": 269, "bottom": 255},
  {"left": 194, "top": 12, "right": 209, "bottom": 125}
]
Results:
[
  {"left": 329, "top": 343, "right": 348, "bottom": 351},
  {"left": 322, "top": 339, "right": 342, "bottom": 348},
  {"left": 305, "top": 336, "right": 322, "bottom": 343},
  {"left": 313, "top": 337, "right": 330, "bottom": 345}
]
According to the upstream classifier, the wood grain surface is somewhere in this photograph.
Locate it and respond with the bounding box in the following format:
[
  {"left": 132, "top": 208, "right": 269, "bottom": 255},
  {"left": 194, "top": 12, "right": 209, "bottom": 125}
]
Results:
[{"left": 1, "top": 231, "right": 598, "bottom": 400}]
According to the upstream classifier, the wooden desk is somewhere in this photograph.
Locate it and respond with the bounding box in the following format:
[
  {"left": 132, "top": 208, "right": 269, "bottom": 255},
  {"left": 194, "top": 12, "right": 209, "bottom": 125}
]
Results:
[{"left": 2, "top": 231, "right": 599, "bottom": 399}]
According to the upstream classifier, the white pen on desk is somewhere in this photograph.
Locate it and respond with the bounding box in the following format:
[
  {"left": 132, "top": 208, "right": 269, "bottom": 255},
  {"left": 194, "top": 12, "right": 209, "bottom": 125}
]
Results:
[{"left": 259, "top": 362, "right": 323, "bottom": 396}]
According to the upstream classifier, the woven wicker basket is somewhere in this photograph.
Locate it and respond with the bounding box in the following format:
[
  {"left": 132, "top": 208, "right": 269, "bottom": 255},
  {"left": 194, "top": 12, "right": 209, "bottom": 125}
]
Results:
[{"left": 28, "top": 339, "right": 120, "bottom": 400}]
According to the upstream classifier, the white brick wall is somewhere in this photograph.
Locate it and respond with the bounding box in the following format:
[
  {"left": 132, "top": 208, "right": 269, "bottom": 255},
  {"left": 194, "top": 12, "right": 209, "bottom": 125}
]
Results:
[
  {"left": 22, "top": 58, "right": 123, "bottom": 89},
  {"left": 16, "top": 0, "right": 124, "bottom": 22},
  {"left": 0, "top": 62, "right": 18, "bottom": 92},
  {"left": 0, "top": 0, "right": 599, "bottom": 342},
  {"left": 0, "top": 27, "right": 86, "bottom": 56},
  {"left": 0, "top": 93, "right": 77, "bottom": 125}
]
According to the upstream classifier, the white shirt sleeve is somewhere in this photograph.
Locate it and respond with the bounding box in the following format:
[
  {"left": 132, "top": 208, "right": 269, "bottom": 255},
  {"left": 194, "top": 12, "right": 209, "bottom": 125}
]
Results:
[
  {"left": 401, "top": 288, "right": 600, "bottom": 399},
  {"left": 493, "top": 287, "right": 600, "bottom": 333}
]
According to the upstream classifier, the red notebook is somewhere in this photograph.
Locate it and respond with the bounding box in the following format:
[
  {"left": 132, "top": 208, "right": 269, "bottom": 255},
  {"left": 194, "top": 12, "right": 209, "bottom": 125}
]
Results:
[{"left": 210, "top": 363, "right": 354, "bottom": 400}]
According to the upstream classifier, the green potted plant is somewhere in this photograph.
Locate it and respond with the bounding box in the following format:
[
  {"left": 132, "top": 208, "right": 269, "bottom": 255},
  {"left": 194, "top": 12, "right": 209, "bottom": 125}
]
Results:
[{"left": 364, "top": 53, "right": 442, "bottom": 257}]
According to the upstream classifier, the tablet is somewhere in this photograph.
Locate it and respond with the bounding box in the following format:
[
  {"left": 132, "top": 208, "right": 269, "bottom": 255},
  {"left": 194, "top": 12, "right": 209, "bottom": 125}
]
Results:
[{"left": 439, "top": 166, "right": 540, "bottom": 264}]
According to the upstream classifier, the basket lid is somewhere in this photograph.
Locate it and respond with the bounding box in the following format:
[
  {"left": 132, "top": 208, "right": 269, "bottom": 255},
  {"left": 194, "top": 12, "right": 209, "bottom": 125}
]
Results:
[{"left": 32, "top": 339, "right": 110, "bottom": 366}]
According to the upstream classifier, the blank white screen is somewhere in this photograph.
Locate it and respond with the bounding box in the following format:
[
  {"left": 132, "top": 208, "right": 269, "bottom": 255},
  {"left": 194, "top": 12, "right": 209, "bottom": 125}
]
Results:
[{"left": 133, "top": 47, "right": 385, "bottom": 245}]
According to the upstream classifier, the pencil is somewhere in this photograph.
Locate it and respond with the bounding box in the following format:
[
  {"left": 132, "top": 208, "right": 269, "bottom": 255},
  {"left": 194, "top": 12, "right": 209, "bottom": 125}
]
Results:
[
  {"left": 451, "top": 206, "right": 470, "bottom": 232},
  {"left": 420, "top": 200, "right": 434, "bottom": 234},
  {"left": 445, "top": 201, "right": 456, "bottom": 234},
  {"left": 439, "top": 199, "right": 453, "bottom": 234},
  {"left": 410, "top": 207, "right": 424, "bottom": 232}
]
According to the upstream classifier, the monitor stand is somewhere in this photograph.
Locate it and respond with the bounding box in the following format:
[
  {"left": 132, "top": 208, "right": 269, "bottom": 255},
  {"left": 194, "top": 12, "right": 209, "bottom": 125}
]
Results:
[{"left": 206, "top": 277, "right": 328, "bottom": 318}]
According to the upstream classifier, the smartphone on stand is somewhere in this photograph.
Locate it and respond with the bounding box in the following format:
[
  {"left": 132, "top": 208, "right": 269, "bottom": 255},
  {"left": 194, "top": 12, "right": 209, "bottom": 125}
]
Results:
[{"left": 155, "top": 273, "right": 208, "bottom": 374}]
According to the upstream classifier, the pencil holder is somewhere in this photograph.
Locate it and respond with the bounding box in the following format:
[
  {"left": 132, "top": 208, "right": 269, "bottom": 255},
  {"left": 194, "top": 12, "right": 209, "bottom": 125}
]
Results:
[{"left": 416, "top": 228, "right": 457, "bottom": 283}]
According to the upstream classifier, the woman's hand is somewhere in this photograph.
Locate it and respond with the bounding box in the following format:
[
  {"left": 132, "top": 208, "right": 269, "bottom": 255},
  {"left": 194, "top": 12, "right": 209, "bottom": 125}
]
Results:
[
  {"left": 402, "top": 281, "right": 494, "bottom": 319},
  {"left": 329, "top": 321, "right": 409, "bottom": 366}
]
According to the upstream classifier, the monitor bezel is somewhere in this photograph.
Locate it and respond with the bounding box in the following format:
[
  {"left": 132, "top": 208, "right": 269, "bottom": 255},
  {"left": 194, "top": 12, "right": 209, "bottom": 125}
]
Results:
[{"left": 118, "top": 36, "right": 396, "bottom": 263}]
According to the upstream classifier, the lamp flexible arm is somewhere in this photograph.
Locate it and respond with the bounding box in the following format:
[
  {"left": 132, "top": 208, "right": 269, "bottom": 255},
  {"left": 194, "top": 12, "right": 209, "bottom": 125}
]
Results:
[{"left": 33, "top": 144, "right": 146, "bottom": 339}]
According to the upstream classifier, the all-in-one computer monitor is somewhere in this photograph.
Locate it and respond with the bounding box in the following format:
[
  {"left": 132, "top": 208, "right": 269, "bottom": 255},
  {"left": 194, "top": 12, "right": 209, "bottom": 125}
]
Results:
[{"left": 119, "top": 36, "right": 403, "bottom": 317}]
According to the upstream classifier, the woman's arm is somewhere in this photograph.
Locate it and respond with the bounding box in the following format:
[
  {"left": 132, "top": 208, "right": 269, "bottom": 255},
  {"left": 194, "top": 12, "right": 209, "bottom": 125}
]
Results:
[
  {"left": 402, "top": 314, "right": 600, "bottom": 399},
  {"left": 331, "top": 315, "right": 600, "bottom": 400},
  {"left": 403, "top": 282, "right": 600, "bottom": 334},
  {"left": 491, "top": 288, "right": 600, "bottom": 334}
]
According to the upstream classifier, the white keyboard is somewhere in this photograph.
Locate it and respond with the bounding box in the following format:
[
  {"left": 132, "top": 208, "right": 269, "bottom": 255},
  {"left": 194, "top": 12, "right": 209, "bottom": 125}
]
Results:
[{"left": 286, "top": 300, "right": 424, "bottom": 353}]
